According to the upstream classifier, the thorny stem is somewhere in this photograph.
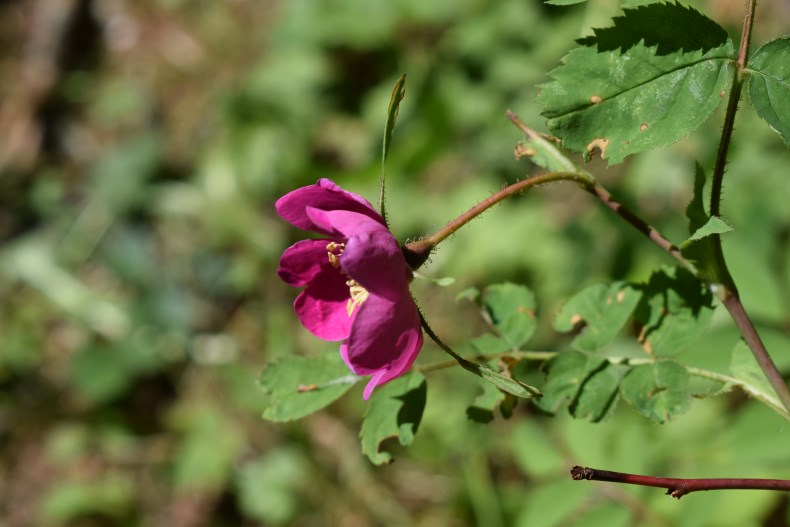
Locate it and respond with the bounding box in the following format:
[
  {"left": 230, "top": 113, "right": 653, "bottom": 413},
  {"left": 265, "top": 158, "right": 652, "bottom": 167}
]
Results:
[
  {"left": 704, "top": 0, "right": 790, "bottom": 413},
  {"left": 570, "top": 466, "right": 790, "bottom": 499},
  {"left": 710, "top": 0, "right": 755, "bottom": 217}
]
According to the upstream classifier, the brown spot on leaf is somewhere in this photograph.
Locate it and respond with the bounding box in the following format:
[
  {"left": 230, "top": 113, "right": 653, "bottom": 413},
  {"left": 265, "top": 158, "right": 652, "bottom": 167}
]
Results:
[
  {"left": 639, "top": 123, "right": 649, "bottom": 131},
  {"left": 298, "top": 384, "right": 319, "bottom": 392},
  {"left": 616, "top": 290, "right": 625, "bottom": 303},
  {"left": 570, "top": 314, "right": 583, "bottom": 325},
  {"left": 720, "top": 89, "right": 726, "bottom": 98},
  {"left": 586, "top": 137, "right": 610, "bottom": 158},
  {"left": 514, "top": 143, "right": 536, "bottom": 160},
  {"left": 590, "top": 94, "right": 603, "bottom": 104}
]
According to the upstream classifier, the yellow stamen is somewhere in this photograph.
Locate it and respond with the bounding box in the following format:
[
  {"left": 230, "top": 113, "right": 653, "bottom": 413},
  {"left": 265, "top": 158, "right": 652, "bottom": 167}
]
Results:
[
  {"left": 326, "top": 242, "right": 345, "bottom": 268},
  {"left": 346, "top": 279, "right": 369, "bottom": 316}
]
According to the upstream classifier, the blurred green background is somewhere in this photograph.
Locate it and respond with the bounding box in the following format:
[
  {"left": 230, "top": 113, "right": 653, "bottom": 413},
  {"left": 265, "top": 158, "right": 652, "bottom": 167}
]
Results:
[{"left": 1, "top": 0, "right": 790, "bottom": 525}]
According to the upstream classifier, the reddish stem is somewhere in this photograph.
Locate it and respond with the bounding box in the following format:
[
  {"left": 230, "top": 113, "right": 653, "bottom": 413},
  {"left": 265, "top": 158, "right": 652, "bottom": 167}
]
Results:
[{"left": 571, "top": 466, "right": 790, "bottom": 499}]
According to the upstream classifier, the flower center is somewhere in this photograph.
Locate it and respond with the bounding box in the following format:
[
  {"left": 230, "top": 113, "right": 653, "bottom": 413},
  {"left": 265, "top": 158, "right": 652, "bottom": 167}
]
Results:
[{"left": 326, "top": 242, "right": 369, "bottom": 317}]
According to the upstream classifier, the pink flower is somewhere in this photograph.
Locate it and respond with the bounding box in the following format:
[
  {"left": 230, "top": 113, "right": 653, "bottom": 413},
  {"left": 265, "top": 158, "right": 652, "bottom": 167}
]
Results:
[{"left": 276, "top": 179, "right": 423, "bottom": 399}]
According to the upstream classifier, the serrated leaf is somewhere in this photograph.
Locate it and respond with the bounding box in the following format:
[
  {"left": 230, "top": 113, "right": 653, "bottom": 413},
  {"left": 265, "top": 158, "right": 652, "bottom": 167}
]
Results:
[
  {"left": 259, "top": 353, "right": 357, "bottom": 422},
  {"left": 535, "top": 351, "right": 606, "bottom": 413},
  {"left": 633, "top": 266, "right": 714, "bottom": 356},
  {"left": 619, "top": 361, "right": 690, "bottom": 423},
  {"left": 681, "top": 164, "right": 731, "bottom": 283},
  {"left": 729, "top": 340, "right": 781, "bottom": 408},
  {"left": 555, "top": 282, "right": 642, "bottom": 352},
  {"left": 569, "top": 363, "right": 620, "bottom": 422},
  {"left": 577, "top": 2, "right": 729, "bottom": 55},
  {"left": 360, "top": 372, "right": 426, "bottom": 465},
  {"left": 379, "top": 74, "right": 407, "bottom": 222},
  {"left": 466, "top": 380, "right": 506, "bottom": 424},
  {"left": 683, "top": 216, "right": 734, "bottom": 244},
  {"left": 539, "top": 3, "right": 734, "bottom": 164},
  {"left": 747, "top": 36, "right": 790, "bottom": 146},
  {"left": 484, "top": 282, "right": 537, "bottom": 349}
]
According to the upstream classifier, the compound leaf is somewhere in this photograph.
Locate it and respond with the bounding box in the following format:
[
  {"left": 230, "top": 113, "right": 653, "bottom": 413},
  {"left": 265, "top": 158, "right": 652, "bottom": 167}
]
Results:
[
  {"left": 555, "top": 282, "right": 642, "bottom": 353},
  {"left": 483, "top": 282, "right": 538, "bottom": 349},
  {"left": 620, "top": 361, "right": 690, "bottom": 423},
  {"left": 360, "top": 372, "right": 426, "bottom": 465},
  {"left": 633, "top": 266, "right": 714, "bottom": 356},
  {"left": 535, "top": 351, "right": 606, "bottom": 414}
]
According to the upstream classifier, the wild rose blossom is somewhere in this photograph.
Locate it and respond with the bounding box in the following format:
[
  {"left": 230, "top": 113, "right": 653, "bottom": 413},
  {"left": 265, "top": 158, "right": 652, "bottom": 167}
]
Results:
[{"left": 276, "top": 179, "right": 423, "bottom": 399}]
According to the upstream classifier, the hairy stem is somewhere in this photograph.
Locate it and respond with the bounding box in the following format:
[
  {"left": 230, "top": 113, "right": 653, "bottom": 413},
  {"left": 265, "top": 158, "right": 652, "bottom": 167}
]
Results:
[
  {"left": 570, "top": 466, "right": 790, "bottom": 499},
  {"left": 710, "top": 0, "right": 756, "bottom": 216}
]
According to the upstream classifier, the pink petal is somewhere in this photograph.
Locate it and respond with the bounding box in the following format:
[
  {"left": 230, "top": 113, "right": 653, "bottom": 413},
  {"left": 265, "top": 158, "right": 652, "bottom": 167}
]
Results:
[
  {"left": 276, "top": 179, "right": 385, "bottom": 233},
  {"left": 278, "top": 239, "right": 333, "bottom": 287},
  {"left": 304, "top": 208, "right": 409, "bottom": 301},
  {"left": 341, "top": 294, "right": 423, "bottom": 398},
  {"left": 293, "top": 270, "right": 355, "bottom": 341}
]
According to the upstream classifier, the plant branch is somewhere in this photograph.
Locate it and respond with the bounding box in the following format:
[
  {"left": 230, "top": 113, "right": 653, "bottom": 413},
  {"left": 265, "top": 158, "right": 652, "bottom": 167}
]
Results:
[
  {"left": 570, "top": 466, "right": 790, "bottom": 499},
  {"left": 710, "top": 0, "right": 756, "bottom": 217}
]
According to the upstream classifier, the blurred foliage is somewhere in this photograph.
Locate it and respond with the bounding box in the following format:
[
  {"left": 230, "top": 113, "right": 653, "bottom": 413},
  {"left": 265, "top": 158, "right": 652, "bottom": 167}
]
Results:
[{"left": 1, "top": 0, "right": 790, "bottom": 526}]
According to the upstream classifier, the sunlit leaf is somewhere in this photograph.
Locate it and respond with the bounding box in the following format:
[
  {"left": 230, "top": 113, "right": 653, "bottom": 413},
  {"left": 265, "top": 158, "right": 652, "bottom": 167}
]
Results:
[
  {"left": 483, "top": 282, "right": 537, "bottom": 349},
  {"left": 554, "top": 282, "right": 642, "bottom": 353},
  {"left": 360, "top": 372, "right": 426, "bottom": 465},
  {"left": 748, "top": 36, "right": 790, "bottom": 146},
  {"left": 729, "top": 340, "right": 781, "bottom": 409},
  {"left": 539, "top": 3, "right": 733, "bottom": 164},
  {"left": 535, "top": 351, "right": 606, "bottom": 413},
  {"left": 466, "top": 379, "right": 507, "bottom": 423},
  {"left": 619, "top": 361, "right": 690, "bottom": 423},
  {"left": 633, "top": 266, "right": 714, "bottom": 356},
  {"left": 260, "top": 353, "right": 357, "bottom": 422},
  {"left": 569, "top": 362, "right": 620, "bottom": 422}
]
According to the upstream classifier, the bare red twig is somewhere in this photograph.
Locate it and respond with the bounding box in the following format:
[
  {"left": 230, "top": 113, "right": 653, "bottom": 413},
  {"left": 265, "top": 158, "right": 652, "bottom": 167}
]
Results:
[{"left": 571, "top": 466, "right": 790, "bottom": 499}]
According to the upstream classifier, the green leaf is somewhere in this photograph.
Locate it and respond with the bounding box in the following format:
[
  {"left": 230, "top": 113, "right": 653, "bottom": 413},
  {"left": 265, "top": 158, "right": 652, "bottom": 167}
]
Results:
[
  {"left": 474, "top": 363, "right": 543, "bottom": 398},
  {"left": 259, "top": 353, "right": 357, "bottom": 422},
  {"left": 729, "top": 340, "right": 781, "bottom": 408},
  {"left": 569, "top": 363, "right": 620, "bottom": 422},
  {"left": 535, "top": 351, "right": 606, "bottom": 414},
  {"left": 680, "top": 164, "right": 732, "bottom": 283},
  {"left": 684, "top": 216, "right": 734, "bottom": 243},
  {"left": 539, "top": 3, "right": 734, "bottom": 164},
  {"left": 379, "top": 74, "right": 407, "bottom": 221},
  {"left": 483, "top": 282, "right": 537, "bottom": 349},
  {"left": 554, "top": 282, "right": 642, "bottom": 352},
  {"left": 545, "top": 0, "right": 587, "bottom": 5},
  {"left": 577, "top": 2, "right": 729, "bottom": 55},
  {"left": 513, "top": 124, "right": 583, "bottom": 173},
  {"left": 619, "top": 361, "right": 690, "bottom": 423},
  {"left": 633, "top": 266, "right": 714, "bottom": 356},
  {"left": 469, "top": 333, "right": 512, "bottom": 356},
  {"left": 747, "top": 36, "right": 790, "bottom": 146},
  {"left": 466, "top": 380, "right": 507, "bottom": 424},
  {"left": 360, "top": 372, "right": 426, "bottom": 465}
]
